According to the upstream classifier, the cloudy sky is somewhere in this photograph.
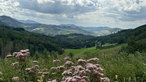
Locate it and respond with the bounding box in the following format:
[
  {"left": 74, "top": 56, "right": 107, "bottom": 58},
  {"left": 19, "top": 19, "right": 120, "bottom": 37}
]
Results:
[{"left": 0, "top": 0, "right": 146, "bottom": 28}]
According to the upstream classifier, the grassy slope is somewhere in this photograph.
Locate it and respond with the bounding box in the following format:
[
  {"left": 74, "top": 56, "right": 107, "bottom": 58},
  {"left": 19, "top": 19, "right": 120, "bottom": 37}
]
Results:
[
  {"left": 64, "top": 44, "right": 146, "bottom": 82},
  {"left": 64, "top": 47, "right": 97, "bottom": 55},
  {"left": 63, "top": 43, "right": 119, "bottom": 57}
]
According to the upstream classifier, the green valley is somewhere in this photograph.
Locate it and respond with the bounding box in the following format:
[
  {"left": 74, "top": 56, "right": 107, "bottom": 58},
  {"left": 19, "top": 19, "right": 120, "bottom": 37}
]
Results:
[{"left": 0, "top": 16, "right": 146, "bottom": 82}]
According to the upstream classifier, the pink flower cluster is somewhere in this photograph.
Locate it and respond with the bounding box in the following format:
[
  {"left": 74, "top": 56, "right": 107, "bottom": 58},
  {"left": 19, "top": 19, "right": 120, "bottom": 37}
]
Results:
[
  {"left": 50, "top": 56, "right": 110, "bottom": 82},
  {"left": 6, "top": 49, "right": 30, "bottom": 61}
]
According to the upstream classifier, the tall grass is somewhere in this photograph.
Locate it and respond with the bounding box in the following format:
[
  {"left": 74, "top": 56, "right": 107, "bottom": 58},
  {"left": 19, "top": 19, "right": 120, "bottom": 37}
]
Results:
[
  {"left": 0, "top": 45, "right": 146, "bottom": 82},
  {"left": 99, "top": 52, "right": 146, "bottom": 82},
  {"left": 64, "top": 45, "right": 146, "bottom": 82}
]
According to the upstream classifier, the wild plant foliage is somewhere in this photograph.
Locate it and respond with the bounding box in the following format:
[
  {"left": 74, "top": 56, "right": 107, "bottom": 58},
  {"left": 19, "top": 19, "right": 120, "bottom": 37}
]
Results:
[{"left": 1, "top": 49, "right": 110, "bottom": 82}]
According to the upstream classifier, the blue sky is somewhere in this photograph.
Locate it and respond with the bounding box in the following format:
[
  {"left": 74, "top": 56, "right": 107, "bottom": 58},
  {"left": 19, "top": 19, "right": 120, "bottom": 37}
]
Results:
[{"left": 0, "top": 0, "right": 146, "bottom": 28}]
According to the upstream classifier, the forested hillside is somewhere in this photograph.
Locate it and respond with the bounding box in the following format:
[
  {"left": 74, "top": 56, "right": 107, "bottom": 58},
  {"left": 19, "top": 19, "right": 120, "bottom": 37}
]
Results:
[
  {"left": 54, "top": 34, "right": 95, "bottom": 48},
  {"left": 0, "top": 25, "right": 96, "bottom": 57},
  {"left": 1, "top": 23, "right": 146, "bottom": 57},
  {"left": 93, "top": 24, "right": 146, "bottom": 44},
  {"left": 0, "top": 26, "right": 63, "bottom": 57}
]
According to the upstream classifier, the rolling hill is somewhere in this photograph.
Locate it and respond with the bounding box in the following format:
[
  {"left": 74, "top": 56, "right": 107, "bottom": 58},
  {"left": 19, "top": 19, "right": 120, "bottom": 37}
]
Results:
[
  {"left": 0, "top": 15, "right": 121, "bottom": 36},
  {"left": 0, "top": 16, "right": 90, "bottom": 36},
  {"left": 81, "top": 27, "right": 121, "bottom": 36},
  {"left": 92, "top": 24, "right": 146, "bottom": 44},
  {"left": 29, "top": 24, "right": 91, "bottom": 36},
  {"left": 0, "top": 22, "right": 95, "bottom": 56}
]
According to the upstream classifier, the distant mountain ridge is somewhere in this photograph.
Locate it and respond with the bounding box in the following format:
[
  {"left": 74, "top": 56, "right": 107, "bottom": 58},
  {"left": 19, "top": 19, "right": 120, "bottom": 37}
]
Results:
[
  {"left": 0, "top": 15, "right": 121, "bottom": 36},
  {"left": 19, "top": 20, "right": 39, "bottom": 24},
  {"left": 0, "top": 15, "right": 90, "bottom": 36},
  {"left": 0, "top": 15, "right": 24, "bottom": 27},
  {"left": 81, "top": 27, "right": 121, "bottom": 36}
]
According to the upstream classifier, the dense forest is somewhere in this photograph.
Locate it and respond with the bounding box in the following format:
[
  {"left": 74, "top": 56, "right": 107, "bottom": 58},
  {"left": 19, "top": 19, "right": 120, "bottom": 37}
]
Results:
[
  {"left": 54, "top": 34, "right": 95, "bottom": 48},
  {"left": 0, "top": 25, "right": 63, "bottom": 57}
]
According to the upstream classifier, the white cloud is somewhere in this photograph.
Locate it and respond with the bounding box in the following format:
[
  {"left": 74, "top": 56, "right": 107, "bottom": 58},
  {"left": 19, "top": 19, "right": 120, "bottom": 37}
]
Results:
[
  {"left": 17, "top": 0, "right": 98, "bottom": 15},
  {"left": 0, "top": 0, "right": 146, "bottom": 28},
  {"left": 37, "top": 0, "right": 55, "bottom": 4}
]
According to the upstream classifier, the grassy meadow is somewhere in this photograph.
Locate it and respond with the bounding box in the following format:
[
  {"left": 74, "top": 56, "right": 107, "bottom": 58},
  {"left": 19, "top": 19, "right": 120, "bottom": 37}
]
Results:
[
  {"left": 64, "top": 44, "right": 146, "bottom": 82},
  {"left": 0, "top": 44, "right": 146, "bottom": 82}
]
